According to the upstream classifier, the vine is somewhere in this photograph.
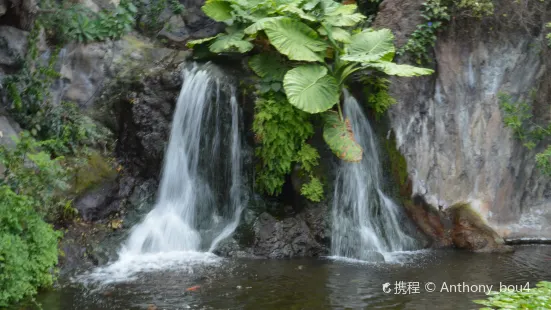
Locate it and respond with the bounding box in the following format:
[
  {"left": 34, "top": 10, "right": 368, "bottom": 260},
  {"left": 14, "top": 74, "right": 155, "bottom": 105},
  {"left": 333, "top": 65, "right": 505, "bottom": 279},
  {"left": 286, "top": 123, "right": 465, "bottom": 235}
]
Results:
[{"left": 499, "top": 92, "right": 551, "bottom": 175}]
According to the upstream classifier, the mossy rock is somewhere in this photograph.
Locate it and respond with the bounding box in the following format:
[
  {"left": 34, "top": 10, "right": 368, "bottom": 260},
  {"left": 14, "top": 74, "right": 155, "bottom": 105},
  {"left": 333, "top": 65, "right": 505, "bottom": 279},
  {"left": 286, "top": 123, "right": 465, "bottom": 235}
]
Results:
[
  {"left": 447, "top": 202, "right": 513, "bottom": 253},
  {"left": 72, "top": 151, "right": 117, "bottom": 195}
]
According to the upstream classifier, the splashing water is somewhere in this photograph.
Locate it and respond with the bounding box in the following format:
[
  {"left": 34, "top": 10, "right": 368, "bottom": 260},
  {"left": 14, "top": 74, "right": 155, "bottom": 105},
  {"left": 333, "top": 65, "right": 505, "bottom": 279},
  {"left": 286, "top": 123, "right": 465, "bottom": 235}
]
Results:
[
  {"left": 330, "top": 91, "right": 417, "bottom": 262},
  {"left": 79, "top": 65, "right": 247, "bottom": 283}
]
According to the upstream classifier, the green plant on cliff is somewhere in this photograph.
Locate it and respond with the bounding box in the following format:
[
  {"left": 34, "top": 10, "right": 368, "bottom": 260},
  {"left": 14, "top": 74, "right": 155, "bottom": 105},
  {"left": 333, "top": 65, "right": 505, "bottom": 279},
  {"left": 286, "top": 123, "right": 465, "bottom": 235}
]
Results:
[
  {"left": 38, "top": 0, "right": 137, "bottom": 43},
  {"left": 0, "top": 185, "right": 61, "bottom": 307},
  {"left": 499, "top": 92, "right": 551, "bottom": 175},
  {"left": 473, "top": 281, "right": 551, "bottom": 309},
  {"left": 189, "top": 0, "right": 433, "bottom": 200},
  {"left": 359, "top": 76, "right": 396, "bottom": 117},
  {"left": 133, "top": 0, "right": 185, "bottom": 35},
  {"left": 400, "top": 0, "right": 494, "bottom": 63},
  {"left": 398, "top": 0, "right": 450, "bottom": 64}
]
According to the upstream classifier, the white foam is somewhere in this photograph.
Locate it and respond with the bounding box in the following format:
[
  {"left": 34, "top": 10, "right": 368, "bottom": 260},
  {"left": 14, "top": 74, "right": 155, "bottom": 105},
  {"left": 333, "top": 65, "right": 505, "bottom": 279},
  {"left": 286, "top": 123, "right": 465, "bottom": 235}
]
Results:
[{"left": 75, "top": 251, "right": 221, "bottom": 286}]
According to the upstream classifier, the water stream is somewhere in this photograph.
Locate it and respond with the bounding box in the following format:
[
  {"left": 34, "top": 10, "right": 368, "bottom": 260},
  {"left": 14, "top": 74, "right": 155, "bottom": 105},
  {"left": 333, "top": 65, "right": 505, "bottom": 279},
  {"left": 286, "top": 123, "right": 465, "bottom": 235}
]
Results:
[
  {"left": 79, "top": 65, "right": 247, "bottom": 283},
  {"left": 331, "top": 92, "right": 417, "bottom": 261}
]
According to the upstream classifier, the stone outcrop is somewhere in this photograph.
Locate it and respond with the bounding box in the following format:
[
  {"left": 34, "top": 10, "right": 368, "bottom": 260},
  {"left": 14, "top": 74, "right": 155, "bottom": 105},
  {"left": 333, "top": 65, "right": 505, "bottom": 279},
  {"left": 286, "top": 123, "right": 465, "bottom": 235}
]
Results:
[
  {"left": 215, "top": 202, "right": 330, "bottom": 258},
  {"left": 375, "top": 0, "right": 551, "bottom": 246}
]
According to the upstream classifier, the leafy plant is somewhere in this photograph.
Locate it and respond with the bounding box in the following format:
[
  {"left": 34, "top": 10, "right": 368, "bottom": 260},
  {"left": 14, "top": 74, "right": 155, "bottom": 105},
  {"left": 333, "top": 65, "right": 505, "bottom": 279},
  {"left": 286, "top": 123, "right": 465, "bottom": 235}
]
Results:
[
  {"left": 499, "top": 92, "right": 551, "bottom": 175},
  {"left": 360, "top": 76, "right": 397, "bottom": 117},
  {"left": 400, "top": 0, "right": 494, "bottom": 63},
  {"left": 398, "top": 0, "right": 450, "bottom": 64},
  {"left": 0, "top": 133, "right": 70, "bottom": 219},
  {"left": 134, "top": 0, "right": 185, "bottom": 35},
  {"left": 188, "top": 0, "right": 432, "bottom": 200},
  {"left": 253, "top": 92, "right": 321, "bottom": 199},
  {"left": 189, "top": 0, "right": 433, "bottom": 164},
  {"left": 473, "top": 281, "right": 551, "bottom": 309},
  {"left": 0, "top": 186, "right": 61, "bottom": 307},
  {"left": 38, "top": 0, "right": 137, "bottom": 44},
  {"left": 455, "top": 0, "right": 494, "bottom": 18}
]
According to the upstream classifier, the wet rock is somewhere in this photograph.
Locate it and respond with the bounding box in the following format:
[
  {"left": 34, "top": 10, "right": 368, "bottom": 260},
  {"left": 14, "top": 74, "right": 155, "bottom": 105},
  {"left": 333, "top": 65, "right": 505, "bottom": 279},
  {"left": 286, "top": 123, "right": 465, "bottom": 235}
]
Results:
[
  {"left": 0, "top": 26, "right": 28, "bottom": 68},
  {"left": 0, "top": 0, "right": 6, "bottom": 17},
  {"left": 372, "top": 0, "right": 425, "bottom": 47},
  {"left": 74, "top": 182, "right": 118, "bottom": 221},
  {"left": 251, "top": 209, "right": 327, "bottom": 258},
  {"left": 376, "top": 0, "right": 551, "bottom": 241},
  {"left": 448, "top": 203, "right": 513, "bottom": 253}
]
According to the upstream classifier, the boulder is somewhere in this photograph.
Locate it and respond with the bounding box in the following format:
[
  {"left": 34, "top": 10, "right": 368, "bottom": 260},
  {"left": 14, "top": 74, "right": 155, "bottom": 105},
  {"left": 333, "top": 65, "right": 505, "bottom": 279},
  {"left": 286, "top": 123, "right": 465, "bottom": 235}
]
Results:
[{"left": 0, "top": 26, "right": 28, "bottom": 67}]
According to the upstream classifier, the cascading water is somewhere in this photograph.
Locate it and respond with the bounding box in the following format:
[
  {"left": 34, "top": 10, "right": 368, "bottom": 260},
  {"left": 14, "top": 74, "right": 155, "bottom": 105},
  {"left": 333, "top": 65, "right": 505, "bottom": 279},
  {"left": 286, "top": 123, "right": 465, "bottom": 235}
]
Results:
[
  {"left": 80, "top": 65, "right": 247, "bottom": 283},
  {"left": 331, "top": 91, "right": 417, "bottom": 262}
]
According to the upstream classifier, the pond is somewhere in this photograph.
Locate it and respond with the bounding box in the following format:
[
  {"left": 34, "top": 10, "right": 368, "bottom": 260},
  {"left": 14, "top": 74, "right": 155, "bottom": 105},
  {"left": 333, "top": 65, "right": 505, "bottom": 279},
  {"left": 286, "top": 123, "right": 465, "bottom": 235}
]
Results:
[{"left": 32, "top": 245, "right": 551, "bottom": 310}]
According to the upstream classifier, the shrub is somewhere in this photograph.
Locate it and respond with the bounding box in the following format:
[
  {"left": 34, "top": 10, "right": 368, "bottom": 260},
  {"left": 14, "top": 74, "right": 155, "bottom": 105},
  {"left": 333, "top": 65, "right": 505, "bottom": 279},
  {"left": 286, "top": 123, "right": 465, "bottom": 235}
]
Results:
[
  {"left": 0, "top": 186, "right": 60, "bottom": 307},
  {"left": 473, "top": 281, "right": 551, "bottom": 309}
]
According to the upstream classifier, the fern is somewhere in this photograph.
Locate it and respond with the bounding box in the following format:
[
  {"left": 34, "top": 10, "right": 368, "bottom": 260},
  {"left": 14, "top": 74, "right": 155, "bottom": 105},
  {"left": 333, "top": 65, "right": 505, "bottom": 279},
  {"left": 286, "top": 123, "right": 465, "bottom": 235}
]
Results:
[{"left": 253, "top": 92, "right": 321, "bottom": 198}]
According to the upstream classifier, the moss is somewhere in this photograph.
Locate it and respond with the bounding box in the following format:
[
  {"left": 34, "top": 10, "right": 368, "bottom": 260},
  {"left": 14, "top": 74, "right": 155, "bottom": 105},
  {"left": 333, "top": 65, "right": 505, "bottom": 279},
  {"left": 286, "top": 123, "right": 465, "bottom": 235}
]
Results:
[
  {"left": 381, "top": 130, "right": 411, "bottom": 202},
  {"left": 72, "top": 151, "right": 117, "bottom": 195}
]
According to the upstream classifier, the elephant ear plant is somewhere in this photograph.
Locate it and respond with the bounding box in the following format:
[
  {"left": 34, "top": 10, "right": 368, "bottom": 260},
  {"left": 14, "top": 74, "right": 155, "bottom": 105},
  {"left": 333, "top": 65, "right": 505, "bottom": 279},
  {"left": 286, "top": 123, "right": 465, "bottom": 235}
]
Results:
[{"left": 188, "top": 0, "right": 433, "bottom": 200}]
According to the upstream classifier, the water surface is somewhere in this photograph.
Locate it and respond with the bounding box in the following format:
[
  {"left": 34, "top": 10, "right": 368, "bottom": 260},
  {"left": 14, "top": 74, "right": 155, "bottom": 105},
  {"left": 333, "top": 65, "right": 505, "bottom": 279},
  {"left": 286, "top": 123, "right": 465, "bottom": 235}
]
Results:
[{"left": 33, "top": 245, "right": 551, "bottom": 310}]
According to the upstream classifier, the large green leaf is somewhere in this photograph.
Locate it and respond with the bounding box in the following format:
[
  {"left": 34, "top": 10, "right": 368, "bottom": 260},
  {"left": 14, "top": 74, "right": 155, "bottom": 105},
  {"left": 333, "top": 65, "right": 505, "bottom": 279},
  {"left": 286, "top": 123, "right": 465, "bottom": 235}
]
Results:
[
  {"left": 322, "top": 3, "right": 365, "bottom": 27},
  {"left": 209, "top": 31, "right": 253, "bottom": 53},
  {"left": 283, "top": 64, "right": 339, "bottom": 113},
  {"left": 365, "top": 62, "right": 434, "bottom": 76},
  {"left": 323, "top": 111, "right": 362, "bottom": 162},
  {"left": 328, "top": 26, "right": 351, "bottom": 43},
  {"left": 324, "top": 13, "right": 365, "bottom": 27},
  {"left": 202, "top": 0, "right": 233, "bottom": 22},
  {"left": 244, "top": 16, "right": 286, "bottom": 35},
  {"left": 248, "top": 53, "right": 289, "bottom": 81},
  {"left": 341, "top": 29, "right": 395, "bottom": 63},
  {"left": 279, "top": 4, "right": 317, "bottom": 21},
  {"left": 264, "top": 19, "right": 328, "bottom": 62},
  {"left": 186, "top": 35, "right": 220, "bottom": 48}
]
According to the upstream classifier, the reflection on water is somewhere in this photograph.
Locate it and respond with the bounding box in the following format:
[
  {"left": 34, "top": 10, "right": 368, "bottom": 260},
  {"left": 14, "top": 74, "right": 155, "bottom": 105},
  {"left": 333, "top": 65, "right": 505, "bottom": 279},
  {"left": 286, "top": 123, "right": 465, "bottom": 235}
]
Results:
[{"left": 29, "top": 246, "right": 551, "bottom": 310}]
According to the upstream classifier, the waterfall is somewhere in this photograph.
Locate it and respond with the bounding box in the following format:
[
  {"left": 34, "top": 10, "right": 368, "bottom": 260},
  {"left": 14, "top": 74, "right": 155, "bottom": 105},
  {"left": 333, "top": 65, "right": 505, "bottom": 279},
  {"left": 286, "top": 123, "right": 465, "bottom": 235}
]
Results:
[
  {"left": 80, "top": 65, "right": 246, "bottom": 283},
  {"left": 331, "top": 91, "right": 417, "bottom": 261},
  {"left": 122, "top": 65, "right": 245, "bottom": 255}
]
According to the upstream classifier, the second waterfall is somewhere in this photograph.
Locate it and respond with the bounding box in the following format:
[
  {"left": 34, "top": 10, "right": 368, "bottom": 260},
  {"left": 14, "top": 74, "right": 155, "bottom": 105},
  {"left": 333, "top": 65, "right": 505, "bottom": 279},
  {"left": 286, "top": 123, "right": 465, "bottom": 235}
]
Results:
[{"left": 331, "top": 91, "right": 417, "bottom": 261}]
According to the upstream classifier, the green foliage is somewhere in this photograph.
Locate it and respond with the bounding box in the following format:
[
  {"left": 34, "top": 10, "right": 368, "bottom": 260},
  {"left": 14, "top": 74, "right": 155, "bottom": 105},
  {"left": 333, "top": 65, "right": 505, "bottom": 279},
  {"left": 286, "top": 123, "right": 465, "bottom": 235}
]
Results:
[
  {"left": 473, "top": 281, "right": 551, "bottom": 309},
  {"left": 191, "top": 0, "right": 432, "bottom": 199},
  {"left": 546, "top": 22, "right": 551, "bottom": 47},
  {"left": 398, "top": 0, "right": 450, "bottom": 64},
  {"left": 0, "top": 186, "right": 60, "bottom": 307},
  {"left": 283, "top": 64, "right": 340, "bottom": 113},
  {"left": 4, "top": 27, "right": 60, "bottom": 115},
  {"left": 360, "top": 76, "right": 396, "bottom": 117},
  {"left": 39, "top": 0, "right": 137, "bottom": 44},
  {"left": 253, "top": 92, "right": 322, "bottom": 199},
  {"left": 134, "top": 0, "right": 185, "bottom": 34},
  {"left": 499, "top": 92, "right": 551, "bottom": 175},
  {"left": 455, "top": 0, "right": 494, "bottom": 17},
  {"left": 0, "top": 133, "right": 70, "bottom": 220},
  {"left": 296, "top": 144, "right": 324, "bottom": 201},
  {"left": 400, "top": 0, "right": 494, "bottom": 63},
  {"left": 300, "top": 176, "right": 324, "bottom": 202}
]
